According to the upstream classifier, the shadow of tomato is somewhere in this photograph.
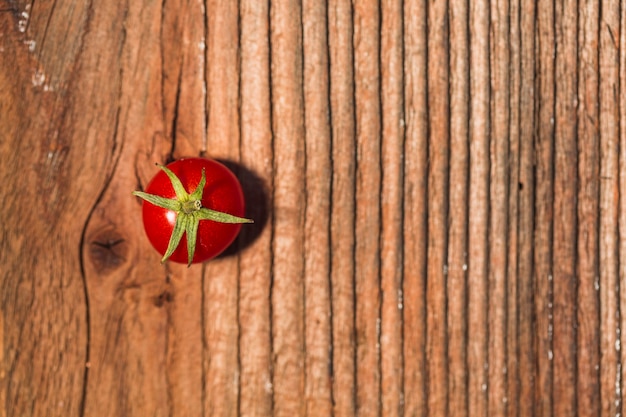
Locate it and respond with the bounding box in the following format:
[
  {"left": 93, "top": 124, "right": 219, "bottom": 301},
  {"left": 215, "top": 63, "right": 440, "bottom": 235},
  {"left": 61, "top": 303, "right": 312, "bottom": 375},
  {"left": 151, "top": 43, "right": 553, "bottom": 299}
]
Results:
[{"left": 215, "top": 159, "right": 270, "bottom": 258}]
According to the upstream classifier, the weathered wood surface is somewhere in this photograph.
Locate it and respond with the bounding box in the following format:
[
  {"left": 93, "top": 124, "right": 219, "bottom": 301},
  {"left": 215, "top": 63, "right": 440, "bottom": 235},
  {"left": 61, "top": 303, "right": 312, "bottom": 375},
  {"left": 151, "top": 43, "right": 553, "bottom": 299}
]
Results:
[{"left": 0, "top": 0, "right": 625, "bottom": 416}]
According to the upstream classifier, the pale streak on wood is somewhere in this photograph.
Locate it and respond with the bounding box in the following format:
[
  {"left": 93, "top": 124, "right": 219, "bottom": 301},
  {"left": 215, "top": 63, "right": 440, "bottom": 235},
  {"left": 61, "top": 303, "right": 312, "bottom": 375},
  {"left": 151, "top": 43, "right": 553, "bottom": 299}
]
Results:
[
  {"left": 380, "top": 0, "right": 404, "bottom": 415},
  {"left": 302, "top": 0, "right": 333, "bottom": 415},
  {"left": 447, "top": 0, "right": 469, "bottom": 413},
  {"left": 238, "top": 1, "right": 274, "bottom": 416},
  {"left": 402, "top": 0, "right": 428, "bottom": 415},
  {"left": 488, "top": 0, "right": 510, "bottom": 413},
  {"left": 598, "top": 0, "right": 620, "bottom": 414},
  {"left": 353, "top": 0, "right": 382, "bottom": 415},
  {"left": 576, "top": 0, "right": 601, "bottom": 415},
  {"left": 270, "top": 0, "right": 306, "bottom": 415},
  {"left": 202, "top": 1, "right": 242, "bottom": 416},
  {"left": 328, "top": 0, "right": 357, "bottom": 415},
  {"left": 468, "top": 0, "right": 490, "bottom": 414}
]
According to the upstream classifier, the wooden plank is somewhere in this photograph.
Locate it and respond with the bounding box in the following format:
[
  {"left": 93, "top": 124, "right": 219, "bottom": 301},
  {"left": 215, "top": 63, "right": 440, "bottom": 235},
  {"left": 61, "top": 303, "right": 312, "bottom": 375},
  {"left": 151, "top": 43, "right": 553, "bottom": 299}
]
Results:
[
  {"left": 0, "top": 9, "right": 91, "bottom": 417},
  {"left": 426, "top": 0, "right": 450, "bottom": 414},
  {"left": 238, "top": 1, "right": 274, "bottom": 416},
  {"left": 552, "top": 0, "right": 578, "bottom": 414},
  {"left": 77, "top": 2, "right": 185, "bottom": 417},
  {"left": 468, "top": 0, "right": 490, "bottom": 414},
  {"left": 447, "top": 0, "right": 469, "bottom": 413},
  {"left": 353, "top": 0, "right": 382, "bottom": 415},
  {"left": 302, "top": 0, "right": 333, "bottom": 414},
  {"left": 577, "top": 0, "right": 601, "bottom": 415},
  {"left": 328, "top": 0, "right": 357, "bottom": 415},
  {"left": 598, "top": 0, "right": 620, "bottom": 414},
  {"left": 506, "top": 0, "right": 522, "bottom": 413},
  {"left": 402, "top": 0, "right": 429, "bottom": 414},
  {"left": 619, "top": 2, "right": 626, "bottom": 412},
  {"left": 534, "top": 0, "right": 556, "bottom": 414},
  {"left": 488, "top": 0, "right": 510, "bottom": 414},
  {"left": 402, "top": 0, "right": 429, "bottom": 412},
  {"left": 269, "top": 0, "right": 306, "bottom": 415},
  {"left": 380, "top": 0, "right": 404, "bottom": 416},
  {"left": 160, "top": 2, "right": 207, "bottom": 416},
  {"left": 202, "top": 1, "right": 243, "bottom": 416},
  {"left": 516, "top": 0, "right": 537, "bottom": 414}
]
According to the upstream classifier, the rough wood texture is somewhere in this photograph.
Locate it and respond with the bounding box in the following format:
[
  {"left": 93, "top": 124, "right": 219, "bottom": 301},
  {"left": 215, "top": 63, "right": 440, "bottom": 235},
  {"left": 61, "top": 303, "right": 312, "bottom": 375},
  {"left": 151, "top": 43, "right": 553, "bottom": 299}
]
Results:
[{"left": 1, "top": 1, "right": 625, "bottom": 416}]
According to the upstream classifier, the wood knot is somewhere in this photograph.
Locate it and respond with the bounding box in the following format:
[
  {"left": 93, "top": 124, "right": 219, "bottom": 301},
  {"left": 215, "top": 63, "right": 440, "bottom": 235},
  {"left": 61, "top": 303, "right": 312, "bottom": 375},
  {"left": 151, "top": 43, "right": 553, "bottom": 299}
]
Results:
[
  {"left": 88, "top": 231, "right": 127, "bottom": 274},
  {"left": 153, "top": 290, "right": 173, "bottom": 307}
]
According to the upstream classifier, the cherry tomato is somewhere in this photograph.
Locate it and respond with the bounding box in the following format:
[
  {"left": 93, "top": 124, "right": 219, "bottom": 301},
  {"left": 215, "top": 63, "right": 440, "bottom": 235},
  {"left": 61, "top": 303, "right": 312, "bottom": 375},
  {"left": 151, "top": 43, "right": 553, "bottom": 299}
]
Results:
[{"left": 133, "top": 158, "right": 251, "bottom": 265}]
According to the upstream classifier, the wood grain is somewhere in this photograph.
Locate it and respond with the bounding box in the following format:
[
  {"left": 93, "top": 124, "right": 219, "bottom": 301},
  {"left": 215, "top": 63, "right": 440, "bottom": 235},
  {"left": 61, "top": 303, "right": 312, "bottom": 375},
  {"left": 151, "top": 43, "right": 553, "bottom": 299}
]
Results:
[
  {"left": 2, "top": 1, "right": 625, "bottom": 416},
  {"left": 447, "top": 0, "right": 469, "bottom": 415},
  {"left": 552, "top": 0, "right": 578, "bottom": 414},
  {"left": 302, "top": 0, "right": 332, "bottom": 414},
  {"left": 598, "top": 2, "right": 620, "bottom": 416},
  {"left": 328, "top": 0, "right": 357, "bottom": 416},
  {"left": 238, "top": 2, "right": 273, "bottom": 417},
  {"left": 468, "top": 0, "right": 490, "bottom": 415},
  {"left": 269, "top": 0, "right": 306, "bottom": 416},
  {"left": 577, "top": 1, "right": 601, "bottom": 415},
  {"left": 353, "top": 0, "right": 382, "bottom": 415}
]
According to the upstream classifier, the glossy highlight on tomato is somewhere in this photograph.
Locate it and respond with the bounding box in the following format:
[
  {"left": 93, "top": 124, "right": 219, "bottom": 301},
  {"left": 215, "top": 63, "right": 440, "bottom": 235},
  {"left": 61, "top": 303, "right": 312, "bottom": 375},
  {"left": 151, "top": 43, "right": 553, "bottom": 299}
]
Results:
[{"left": 134, "top": 158, "right": 251, "bottom": 264}]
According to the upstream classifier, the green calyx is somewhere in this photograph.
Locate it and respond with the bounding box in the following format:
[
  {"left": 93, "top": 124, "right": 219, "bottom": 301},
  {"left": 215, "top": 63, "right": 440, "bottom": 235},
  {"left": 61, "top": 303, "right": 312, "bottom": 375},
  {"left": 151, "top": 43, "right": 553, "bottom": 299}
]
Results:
[{"left": 133, "top": 164, "right": 253, "bottom": 265}]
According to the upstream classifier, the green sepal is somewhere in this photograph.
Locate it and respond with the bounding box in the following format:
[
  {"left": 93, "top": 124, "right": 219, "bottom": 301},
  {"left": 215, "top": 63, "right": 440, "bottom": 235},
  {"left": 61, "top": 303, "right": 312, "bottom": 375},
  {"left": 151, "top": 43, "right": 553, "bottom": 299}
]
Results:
[
  {"left": 186, "top": 214, "right": 201, "bottom": 265},
  {"left": 189, "top": 168, "right": 207, "bottom": 201},
  {"left": 159, "top": 164, "right": 190, "bottom": 200},
  {"left": 132, "top": 191, "right": 182, "bottom": 212},
  {"left": 162, "top": 213, "right": 188, "bottom": 263},
  {"left": 197, "top": 208, "right": 254, "bottom": 224}
]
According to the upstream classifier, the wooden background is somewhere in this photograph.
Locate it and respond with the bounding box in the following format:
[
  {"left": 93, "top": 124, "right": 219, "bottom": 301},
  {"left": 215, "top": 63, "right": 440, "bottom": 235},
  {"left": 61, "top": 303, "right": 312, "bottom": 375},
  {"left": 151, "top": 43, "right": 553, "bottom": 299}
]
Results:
[{"left": 1, "top": 0, "right": 625, "bottom": 416}]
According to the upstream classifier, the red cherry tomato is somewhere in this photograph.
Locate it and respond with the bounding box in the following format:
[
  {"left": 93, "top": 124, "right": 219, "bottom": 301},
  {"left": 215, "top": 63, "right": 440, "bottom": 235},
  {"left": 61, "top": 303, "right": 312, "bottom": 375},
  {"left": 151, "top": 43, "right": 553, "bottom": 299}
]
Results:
[{"left": 139, "top": 158, "right": 247, "bottom": 264}]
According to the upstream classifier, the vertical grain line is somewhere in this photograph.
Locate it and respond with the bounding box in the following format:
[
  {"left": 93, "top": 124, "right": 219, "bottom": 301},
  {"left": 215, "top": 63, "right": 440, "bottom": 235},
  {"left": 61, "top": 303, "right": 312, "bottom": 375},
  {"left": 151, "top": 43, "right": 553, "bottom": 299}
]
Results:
[
  {"left": 200, "top": 0, "right": 208, "bottom": 153},
  {"left": 325, "top": 1, "right": 337, "bottom": 413},
  {"left": 506, "top": 0, "right": 523, "bottom": 413},
  {"left": 328, "top": 0, "right": 358, "bottom": 414},
  {"left": 618, "top": 0, "right": 626, "bottom": 408},
  {"left": 576, "top": 0, "right": 601, "bottom": 413},
  {"left": 380, "top": 0, "right": 405, "bottom": 414},
  {"left": 515, "top": 0, "right": 536, "bottom": 413},
  {"left": 235, "top": 2, "right": 243, "bottom": 416},
  {"left": 468, "top": 0, "right": 491, "bottom": 414},
  {"left": 597, "top": 0, "right": 622, "bottom": 415},
  {"left": 488, "top": 0, "right": 512, "bottom": 413},
  {"left": 447, "top": 0, "right": 470, "bottom": 411},
  {"left": 425, "top": 0, "right": 451, "bottom": 414},
  {"left": 553, "top": 0, "right": 580, "bottom": 410},
  {"left": 353, "top": 0, "right": 383, "bottom": 409},
  {"left": 401, "top": 0, "right": 429, "bottom": 414},
  {"left": 351, "top": 0, "right": 358, "bottom": 405},
  {"left": 300, "top": 2, "right": 310, "bottom": 414},
  {"left": 266, "top": 1, "right": 276, "bottom": 414},
  {"left": 534, "top": 0, "right": 557, "bottom": 413}
]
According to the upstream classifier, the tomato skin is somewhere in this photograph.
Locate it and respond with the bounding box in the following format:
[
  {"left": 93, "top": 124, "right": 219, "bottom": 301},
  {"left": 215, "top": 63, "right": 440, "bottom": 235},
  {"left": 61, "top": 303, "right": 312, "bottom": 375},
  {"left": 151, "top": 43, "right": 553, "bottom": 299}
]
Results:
[{"left": 141, "top": 158, "right": 245, "bottom": 263}]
